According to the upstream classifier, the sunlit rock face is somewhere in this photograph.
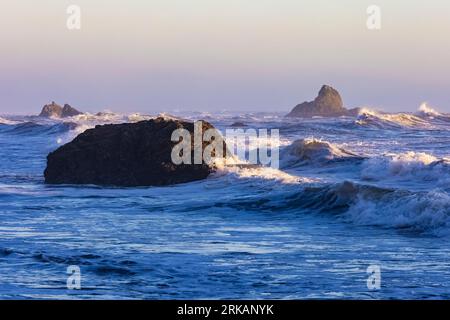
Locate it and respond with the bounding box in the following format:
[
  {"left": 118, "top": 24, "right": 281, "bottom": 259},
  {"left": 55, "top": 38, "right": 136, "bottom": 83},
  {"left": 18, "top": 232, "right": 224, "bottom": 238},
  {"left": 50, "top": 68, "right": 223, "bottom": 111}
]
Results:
[
  {"left": 39, "top": 102, "right": 82, "bottom": 118},
  {"left": 287, "top": 85, "right": 352, "bottom": 118}
]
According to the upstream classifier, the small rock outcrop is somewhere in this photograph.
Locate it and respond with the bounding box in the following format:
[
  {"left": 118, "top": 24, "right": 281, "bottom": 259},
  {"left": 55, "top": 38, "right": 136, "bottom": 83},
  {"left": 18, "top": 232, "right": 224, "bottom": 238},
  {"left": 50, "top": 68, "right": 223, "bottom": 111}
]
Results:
[
  {"left": 286, "top": 85, "right": 350, "bottom": 118},
  {"left": 62, "top": 104, "right": 82, "bottom": 117},
  {"left": 44, "top": 118, "right": 227, "bottom": 187},
  {"left": 39, "top": 102, "right": 82, "bottom": 118},
  {"left": 230, "top": 122, "right": 247, "bottom": 128}
]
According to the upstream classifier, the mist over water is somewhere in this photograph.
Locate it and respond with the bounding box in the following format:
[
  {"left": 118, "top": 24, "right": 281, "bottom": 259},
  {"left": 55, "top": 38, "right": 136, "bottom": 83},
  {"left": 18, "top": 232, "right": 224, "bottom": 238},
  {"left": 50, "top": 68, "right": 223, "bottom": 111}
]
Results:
[{"left": 1, "top": 106, "right": 450, "bottom": 299}]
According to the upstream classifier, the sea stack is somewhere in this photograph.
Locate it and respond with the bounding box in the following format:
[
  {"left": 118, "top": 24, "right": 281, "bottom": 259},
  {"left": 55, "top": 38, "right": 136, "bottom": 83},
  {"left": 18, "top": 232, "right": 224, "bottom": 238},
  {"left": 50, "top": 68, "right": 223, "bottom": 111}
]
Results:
[
  {"left": 61, "top": 104, "right": 83, "bottom": 117},
  {"left": 287, "top": 85, "right": 354, "bottom": 118},
  {"left": 44, "top": 117, "right": 227, "bottom": 187},
  {"left": 39, "top": 102, "right": 82, "bottom": 118},
  {"left": 39, "top": 101, "right": 63, "bottom": 118}
]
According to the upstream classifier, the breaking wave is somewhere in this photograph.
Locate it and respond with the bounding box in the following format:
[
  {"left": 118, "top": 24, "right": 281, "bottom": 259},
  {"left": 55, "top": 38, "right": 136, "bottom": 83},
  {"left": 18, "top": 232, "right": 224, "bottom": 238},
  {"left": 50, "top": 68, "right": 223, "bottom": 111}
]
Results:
[
  {"left": 247, "top": 181, "right": 450, "bottom": 236},
  {"left": 360, "top": 152, "right": 450, "bottom": 188},
  {"left": 212, "top": 177, "right": 450, "bottom": 235},
  {"left": 0, "top": 122, "right": 77, "bottom": 136},
  {"left": 355, "top": 108, "right": 430, "bottom": 128},
  {"left": 0, "top": 117, "right": 19, "bottom": 125},
  {"left": 416, "top": 103, "right": 450, "bottom": 123},
  {"left": 280, "top": 138, "right": 363, "bottom": 168},
  {"left": 0, "top": 112, "right": 180, "bottom": 142},
  {"left": 344, "top": 187, "right": 450, "bottom": 235},
  {"left": 70, "top": 111, "right": 156, "bottom": 124},
  {"left": 417, "top": 103, "right": 442, "bottom": 117},
  {"left": 212, "top": 157, "right": 308, "bottom": 184}
]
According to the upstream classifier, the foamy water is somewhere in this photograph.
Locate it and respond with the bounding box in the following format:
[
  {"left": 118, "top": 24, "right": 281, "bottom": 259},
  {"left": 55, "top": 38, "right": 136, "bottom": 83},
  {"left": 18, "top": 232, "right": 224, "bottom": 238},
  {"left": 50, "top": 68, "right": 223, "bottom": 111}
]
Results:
[{"left": 1, "top": 107, "right": 450, "bottom": 299}]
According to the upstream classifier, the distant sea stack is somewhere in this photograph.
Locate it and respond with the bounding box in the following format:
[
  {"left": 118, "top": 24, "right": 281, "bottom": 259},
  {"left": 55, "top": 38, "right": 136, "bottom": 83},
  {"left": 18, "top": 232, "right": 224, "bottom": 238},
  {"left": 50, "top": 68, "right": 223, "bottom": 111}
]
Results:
[
  {"left": 39, "top": 102, "right": 83, "bottom": 118},
  {"left": 44, "top": 117, "right": 227, "bottom": 187},
  {"left": 286, "top": 85, "right": 360, "bottom": 118}
]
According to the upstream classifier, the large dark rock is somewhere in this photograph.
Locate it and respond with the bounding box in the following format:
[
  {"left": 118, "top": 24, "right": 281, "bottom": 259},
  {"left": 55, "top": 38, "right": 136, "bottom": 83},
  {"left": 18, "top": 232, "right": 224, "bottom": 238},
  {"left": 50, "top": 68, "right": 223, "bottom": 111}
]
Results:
[
  {"left": 39, "top": 102, "right": 82, "bottom": 118},
  {"left": 44, "top": 118, "right": 226, "bottom": 187},
  {"left": 287, "top": 85, "right": 350, "bottom": 118}
]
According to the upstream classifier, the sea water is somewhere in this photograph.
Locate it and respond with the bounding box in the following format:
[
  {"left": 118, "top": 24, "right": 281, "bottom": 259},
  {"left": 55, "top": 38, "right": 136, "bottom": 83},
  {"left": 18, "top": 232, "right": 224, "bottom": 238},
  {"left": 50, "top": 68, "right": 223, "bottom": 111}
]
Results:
[{"left": 0, "top": 106, "right": 449, "bottom": 299}]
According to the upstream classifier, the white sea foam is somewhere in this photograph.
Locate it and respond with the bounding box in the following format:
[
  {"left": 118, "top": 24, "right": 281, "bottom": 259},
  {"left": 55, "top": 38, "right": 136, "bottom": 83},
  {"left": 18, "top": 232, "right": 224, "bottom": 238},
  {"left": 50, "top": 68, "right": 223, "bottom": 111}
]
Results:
[
  {"left": 0, "top": 184, "right": 44, "bottom": 196},
  {"left": 290, "top": 181, "right": 450, "bottom": 235},
  {"left": 224, "top": 166, "right": 308, "bottom": 184},
  {"left": 212, "top": 157, "right": 309, "bottom": 184},
  {"left": 356, "top": 108, "right": 429, "bottom": 128},
  {"left": 225, "top": 133, "right": 289, "bottom": 154},
  {"left": 361, "top": 152, "right": 450, "bottom": 187},
  {"left": 344, "top": 188, "right": 450, "bottom": 235},
  {"left": 0, "top": 117, "right": 19, "bottom": 125},
  {"left": 70, "top": 111, "right": 123, "bottom": 123},
  {"left": 53, "top": 112, "right": 158, "bottom": 143},
  {"left": 58, "top": 111, "right": 156, "bottom": 127},
  {"left": 417, "top": 102, "right": 441, "bottom": 117},
  {"left": 416, "top": 103, "right": 450, "bottom": 124}
]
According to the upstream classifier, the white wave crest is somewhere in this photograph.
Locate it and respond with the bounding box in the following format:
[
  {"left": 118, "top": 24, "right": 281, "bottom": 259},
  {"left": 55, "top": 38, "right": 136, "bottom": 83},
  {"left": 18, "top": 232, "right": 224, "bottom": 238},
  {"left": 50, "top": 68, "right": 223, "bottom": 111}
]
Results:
[
  {"left": 356, "top": 108, "right": 429, "bottom": 128},
  {"left": 280, "top": 138, "right": 360, "bottom": 167},
  {"left": 417, "top": 103, "right": 441, "bottom": 117},
  {"left": 361, "top": 152, "right": 450, "bottom": 187},
  {"left": 344, "top": 188, "right": 450, "bottom": 235},
  {"left": 54, "top": 112, "right": 158, "bottom": 144},
  {"left": 212, "top": 157, "right": 310, "bottom": 184},
  {"left": 126, "top": 113, "right": 155, "bottom": 122},
  {"left": 0, "top": 117, "right": 19, "bottom": 125},
  {"left": 297, "top": 181, "right": 450, "bottom": 235}
]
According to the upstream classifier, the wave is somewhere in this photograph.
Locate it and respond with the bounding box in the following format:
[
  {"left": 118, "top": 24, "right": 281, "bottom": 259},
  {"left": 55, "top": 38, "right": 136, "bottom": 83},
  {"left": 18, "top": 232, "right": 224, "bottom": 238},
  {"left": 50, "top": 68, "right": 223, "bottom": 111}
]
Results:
[
  {"left": 0, "top": 117, "right": 19, "bottom": 125},
  {"left": 57, "top": 112, "right": 186, "bottom": 143},
  {"left": 343, "top": 185, "right": 450, "bottom": 236},
  {"left": 218, "top": 165, "right": 308, "bottom": 185},
  {"left": 233, "top": 180, "right": 450, "bottom": 236},
  {"left": 70, "top": 111, "right": 156, "bottom": 123},
  {"left": 417, "top": 103, "right": 442, "bottom": 117},
  {"left": 1, "top": 122, "right": 77, "bottom": 136},
  {"left": 211, "top": 178, "right": 450, "bottom": 235},
  {"left": 1, "top": 112, "right": 167, "bottom": 141},
  {"left": 70, "top": 111, "right": 124, "bottom": 123},
  {"left": 355, "top": 108, "right": 430, "bottom": 128},
  {"left": 416, "top": 103, "right": 450, "bottom": 124},
  {"left": 280, "top": 138, "right": 363, "bottom": 168},
  {"left": 361, "top": 151, "right": 450, "bottom": 187},
  {"left": 212, "top": 157, "right": 309, "bottom": 184}
]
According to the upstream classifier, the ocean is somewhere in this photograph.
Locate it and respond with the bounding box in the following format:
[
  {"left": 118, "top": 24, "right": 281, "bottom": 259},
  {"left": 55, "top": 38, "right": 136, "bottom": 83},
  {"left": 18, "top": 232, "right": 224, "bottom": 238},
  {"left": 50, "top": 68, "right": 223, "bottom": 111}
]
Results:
[{"left": 0, "top": 104, "right": 450, "bottom": 299}]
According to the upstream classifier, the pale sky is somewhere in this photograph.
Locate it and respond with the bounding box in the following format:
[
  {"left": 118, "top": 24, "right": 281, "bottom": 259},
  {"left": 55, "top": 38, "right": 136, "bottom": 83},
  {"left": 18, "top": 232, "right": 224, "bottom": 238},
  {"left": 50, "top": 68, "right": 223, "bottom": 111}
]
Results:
[{"left": 1, "top": 0, "right": 449, "bottom": 114}]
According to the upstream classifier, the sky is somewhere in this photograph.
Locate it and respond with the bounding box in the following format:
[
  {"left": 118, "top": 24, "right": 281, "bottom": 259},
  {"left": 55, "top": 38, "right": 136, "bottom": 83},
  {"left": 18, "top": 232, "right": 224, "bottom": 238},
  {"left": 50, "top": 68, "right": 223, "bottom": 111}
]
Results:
[{"left": 0, "top": 0, "right": 449, "bottom": 114}]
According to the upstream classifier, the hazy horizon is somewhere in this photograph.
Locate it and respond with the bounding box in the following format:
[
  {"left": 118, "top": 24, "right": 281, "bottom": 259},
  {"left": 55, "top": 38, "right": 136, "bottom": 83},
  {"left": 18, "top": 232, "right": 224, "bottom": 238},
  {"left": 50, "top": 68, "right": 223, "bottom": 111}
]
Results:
[{"left": 1, "top": 0, "right": 449, "bottom": 114}]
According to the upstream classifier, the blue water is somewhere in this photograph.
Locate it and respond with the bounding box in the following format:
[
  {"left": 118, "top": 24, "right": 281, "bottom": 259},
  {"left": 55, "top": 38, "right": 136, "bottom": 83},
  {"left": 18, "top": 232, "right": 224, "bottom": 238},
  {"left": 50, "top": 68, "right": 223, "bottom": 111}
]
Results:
[{"left": 1, "top": 108, "right": 450, "bottom": 299}]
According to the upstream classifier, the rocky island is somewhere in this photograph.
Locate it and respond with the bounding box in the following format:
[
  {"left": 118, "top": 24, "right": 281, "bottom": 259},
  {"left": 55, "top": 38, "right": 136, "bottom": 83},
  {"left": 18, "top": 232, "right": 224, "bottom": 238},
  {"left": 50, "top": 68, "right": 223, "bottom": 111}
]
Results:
[
  {"left": 286, "top": 85, "right": 360, "bottom": 118},
  {"left": 39, "top": 102, "right": 83, "bottom": 118}
]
